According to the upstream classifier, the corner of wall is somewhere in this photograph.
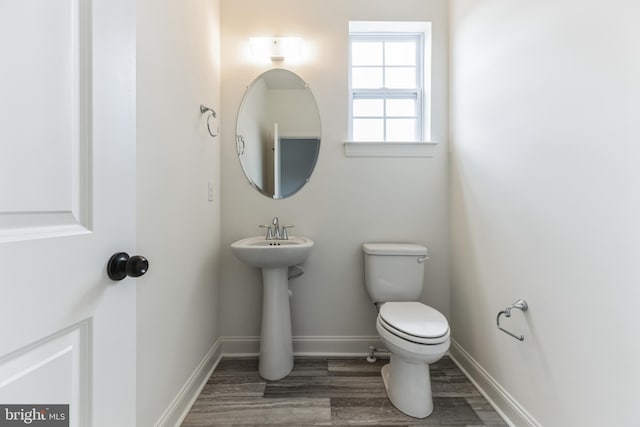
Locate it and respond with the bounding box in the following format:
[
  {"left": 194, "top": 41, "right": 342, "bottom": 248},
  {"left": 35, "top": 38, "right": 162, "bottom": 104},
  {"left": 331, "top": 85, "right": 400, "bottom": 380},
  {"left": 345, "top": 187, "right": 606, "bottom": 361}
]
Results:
[{"left": 136, "top": 0, "right": 222, "bottom": 425}]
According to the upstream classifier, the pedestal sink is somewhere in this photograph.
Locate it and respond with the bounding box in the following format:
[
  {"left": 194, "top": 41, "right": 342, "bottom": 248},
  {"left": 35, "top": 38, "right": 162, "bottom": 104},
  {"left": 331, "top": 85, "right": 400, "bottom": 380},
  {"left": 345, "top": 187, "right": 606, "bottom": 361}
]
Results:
[{"left": 231, "top": 235, "right": 314, "bottom": 380}]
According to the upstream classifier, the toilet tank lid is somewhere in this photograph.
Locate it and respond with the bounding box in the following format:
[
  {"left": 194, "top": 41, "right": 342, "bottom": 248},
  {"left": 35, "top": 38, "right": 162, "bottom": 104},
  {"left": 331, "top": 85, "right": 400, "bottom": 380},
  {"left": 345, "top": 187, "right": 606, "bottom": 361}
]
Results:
[{"left": 362, "top": 243, "right": 427, "bottom": 256}]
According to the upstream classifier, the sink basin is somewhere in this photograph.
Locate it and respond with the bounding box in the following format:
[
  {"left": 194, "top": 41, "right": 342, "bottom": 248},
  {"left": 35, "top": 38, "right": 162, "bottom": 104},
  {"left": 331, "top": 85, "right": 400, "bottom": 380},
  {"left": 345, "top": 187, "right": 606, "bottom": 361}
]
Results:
[{"left": 231, "top": 236, "right": 314, "bottom": 268}]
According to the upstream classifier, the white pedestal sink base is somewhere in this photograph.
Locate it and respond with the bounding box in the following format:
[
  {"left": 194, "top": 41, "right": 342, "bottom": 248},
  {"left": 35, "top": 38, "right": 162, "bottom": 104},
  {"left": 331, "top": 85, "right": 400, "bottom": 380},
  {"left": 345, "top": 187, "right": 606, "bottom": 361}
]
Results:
[
  {"left": 259, "top": 267, "right": 293, "bottom": 380},
  {"left": 230, "top": 235, "right": 314, "bottom": 381}
]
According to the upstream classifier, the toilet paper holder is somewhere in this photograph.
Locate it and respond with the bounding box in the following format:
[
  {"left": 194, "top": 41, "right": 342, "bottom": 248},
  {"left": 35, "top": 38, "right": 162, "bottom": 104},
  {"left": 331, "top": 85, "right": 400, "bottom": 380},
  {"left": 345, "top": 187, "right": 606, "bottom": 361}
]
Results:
[{"left": 496, "top": 299, "right": 528, "bottom": 341}]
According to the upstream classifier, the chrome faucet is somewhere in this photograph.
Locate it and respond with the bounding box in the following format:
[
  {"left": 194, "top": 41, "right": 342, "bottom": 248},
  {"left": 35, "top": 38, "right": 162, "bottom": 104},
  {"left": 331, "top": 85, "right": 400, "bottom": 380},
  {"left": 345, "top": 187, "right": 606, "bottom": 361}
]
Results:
[
  {"left": 258, "top": 217, "right": 294, "bottom": 240},
  {"left": 272, "top": 216, "right": 281, "bottom": 240}
]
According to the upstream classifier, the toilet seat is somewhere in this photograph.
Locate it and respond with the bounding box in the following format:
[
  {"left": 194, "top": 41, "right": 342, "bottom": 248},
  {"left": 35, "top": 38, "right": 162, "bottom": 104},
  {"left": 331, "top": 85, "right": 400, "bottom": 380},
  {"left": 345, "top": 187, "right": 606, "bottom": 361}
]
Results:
[{"left": 378, "top": 302, "right": 449, "bottom": 345}]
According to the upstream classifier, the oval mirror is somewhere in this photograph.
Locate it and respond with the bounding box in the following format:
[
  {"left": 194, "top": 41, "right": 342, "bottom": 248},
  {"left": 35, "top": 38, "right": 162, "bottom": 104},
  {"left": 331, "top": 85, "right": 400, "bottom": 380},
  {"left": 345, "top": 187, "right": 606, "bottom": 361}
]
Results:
[{"left": 236, "top": 69, "right": 321, "bottom": 199}]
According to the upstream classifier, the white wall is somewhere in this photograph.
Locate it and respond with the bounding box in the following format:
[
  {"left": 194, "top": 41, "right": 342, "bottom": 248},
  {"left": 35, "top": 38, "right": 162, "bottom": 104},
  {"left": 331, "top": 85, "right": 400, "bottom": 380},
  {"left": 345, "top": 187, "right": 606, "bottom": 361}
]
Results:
[
  {"left": 449, "top": 1, "right": 640, "bottom": 425},
  {"left": 220, "top": 0, "right": 449, "bottom": 346},
  {"left": 136, "top": 1, "right": 221, "bottom": 425}
]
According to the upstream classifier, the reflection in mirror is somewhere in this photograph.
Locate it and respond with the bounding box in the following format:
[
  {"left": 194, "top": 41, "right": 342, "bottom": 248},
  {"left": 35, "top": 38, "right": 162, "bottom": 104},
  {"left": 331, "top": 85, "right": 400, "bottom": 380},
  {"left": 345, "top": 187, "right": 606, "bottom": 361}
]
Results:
[{"left": 236, "top": 69, "right": 321, "bottom": 199}]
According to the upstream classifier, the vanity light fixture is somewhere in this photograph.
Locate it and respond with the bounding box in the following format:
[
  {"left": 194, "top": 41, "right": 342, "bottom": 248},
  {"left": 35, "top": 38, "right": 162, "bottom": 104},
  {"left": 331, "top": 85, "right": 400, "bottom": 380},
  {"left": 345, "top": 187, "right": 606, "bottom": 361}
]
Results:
[{"left": 249, "top": 37, "right": 302, "bottom": 61}]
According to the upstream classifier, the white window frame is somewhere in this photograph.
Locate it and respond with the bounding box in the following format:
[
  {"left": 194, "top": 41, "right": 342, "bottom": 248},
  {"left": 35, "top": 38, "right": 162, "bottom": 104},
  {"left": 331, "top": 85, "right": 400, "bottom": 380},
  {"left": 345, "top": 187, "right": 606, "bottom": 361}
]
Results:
[
  {"left": 345, "top": 21, "right": 438, "bottom": 158},
  {"left": 349, "top": 33, "right": 424, "bottom": 142}
]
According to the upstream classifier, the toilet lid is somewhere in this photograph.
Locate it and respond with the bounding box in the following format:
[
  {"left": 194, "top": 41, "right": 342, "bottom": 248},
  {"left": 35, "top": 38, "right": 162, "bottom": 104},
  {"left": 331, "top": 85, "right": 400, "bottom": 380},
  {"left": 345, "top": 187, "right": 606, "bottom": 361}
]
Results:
[
  {"left": 362, "top": 243, "right": 427, "bottom": 256},
  {"left": 379, "top": 302, "right": 449, "bottom": 344}
]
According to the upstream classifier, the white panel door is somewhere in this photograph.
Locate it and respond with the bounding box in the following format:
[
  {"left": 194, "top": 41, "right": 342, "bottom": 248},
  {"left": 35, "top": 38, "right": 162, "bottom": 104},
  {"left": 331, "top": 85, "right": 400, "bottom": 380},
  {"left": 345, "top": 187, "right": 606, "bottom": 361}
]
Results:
[{"left": 0, "top": 0, "right": 136, "bottom": 426}]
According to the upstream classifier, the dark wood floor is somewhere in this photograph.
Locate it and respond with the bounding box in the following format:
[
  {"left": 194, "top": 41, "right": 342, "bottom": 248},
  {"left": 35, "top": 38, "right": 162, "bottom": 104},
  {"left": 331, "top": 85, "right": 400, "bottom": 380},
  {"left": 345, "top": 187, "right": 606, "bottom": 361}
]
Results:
[{"left": 182, "top": 356, "right": 507, "bottom": 426}]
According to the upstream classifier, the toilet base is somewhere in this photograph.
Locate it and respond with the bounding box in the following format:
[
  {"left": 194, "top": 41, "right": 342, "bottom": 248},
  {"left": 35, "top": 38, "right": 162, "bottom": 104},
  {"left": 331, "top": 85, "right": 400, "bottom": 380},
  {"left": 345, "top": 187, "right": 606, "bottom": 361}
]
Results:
[{"left": 381, "top": 356, "right": 433, "bottom": 418}]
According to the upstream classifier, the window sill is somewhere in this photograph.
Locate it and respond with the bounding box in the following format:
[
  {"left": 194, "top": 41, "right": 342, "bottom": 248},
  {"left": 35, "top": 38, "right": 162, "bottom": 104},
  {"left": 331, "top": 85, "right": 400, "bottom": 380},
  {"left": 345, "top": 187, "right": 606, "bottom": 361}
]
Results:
[{"left": 343, "top": 141, "right": 439, "bottom": 158}]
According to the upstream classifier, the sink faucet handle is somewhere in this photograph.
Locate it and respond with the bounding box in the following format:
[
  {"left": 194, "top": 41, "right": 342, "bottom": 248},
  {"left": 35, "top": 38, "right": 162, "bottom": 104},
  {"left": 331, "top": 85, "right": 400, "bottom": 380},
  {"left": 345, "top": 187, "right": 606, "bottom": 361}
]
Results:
[
  {"left": 281, "top": 225, "right": 294, "bottom": 240},
  {"left": 259, "top": 224, "right": 274, "bottom": 240}
]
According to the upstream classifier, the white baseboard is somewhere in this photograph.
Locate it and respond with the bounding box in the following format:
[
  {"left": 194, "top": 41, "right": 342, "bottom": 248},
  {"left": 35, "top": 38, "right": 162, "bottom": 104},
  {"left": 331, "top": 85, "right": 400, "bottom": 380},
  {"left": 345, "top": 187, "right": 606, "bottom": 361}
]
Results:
[
  {"left": 292, "top": 335, "right": 384, "bottom": 356},
  {"left": 448, "top": 339, "right": 541, "bottom": 427},
  {"left": 154, "top": 337, "right": 223, "bottom": 427},
  {"left": 221, "top": 335, "right": 383, "bottom": 358},
  {"left": 220, "top": 335, "right": 260, "bottom": 357}
]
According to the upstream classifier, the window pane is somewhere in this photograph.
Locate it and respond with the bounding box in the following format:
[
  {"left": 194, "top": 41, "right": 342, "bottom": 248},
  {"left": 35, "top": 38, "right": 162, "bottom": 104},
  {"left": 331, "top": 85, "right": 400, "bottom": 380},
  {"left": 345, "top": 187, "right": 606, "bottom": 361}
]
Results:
[
  {"left": 385, "top": 41, "right": 416, "bottom": 66},
  {"left": 387, "top": 118, "right": 416, "bottom": 141},
  {"left": 352, "top": 67, "right": 383, "bottom": 89},
  {"left": 353, "top": 119, "right": 384, "bottom": 141},
  {"left": 353, "top": 99, "right": 383, "bottom": 117},
  {"left": 351, "top": 42, "right": 382, "bottom": 66},
  {"left": 385, "top": 67, "right": 416, "bottom": 89},
  {"left": 386, "top": 98, "right": 416, "bottom": 117}
]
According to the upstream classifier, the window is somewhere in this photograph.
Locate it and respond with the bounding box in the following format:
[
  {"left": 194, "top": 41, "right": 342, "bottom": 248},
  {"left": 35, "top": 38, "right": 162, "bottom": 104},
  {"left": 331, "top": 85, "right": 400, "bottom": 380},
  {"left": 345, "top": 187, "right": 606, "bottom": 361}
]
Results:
[{"left": 349, "top": 22, "right": 430, "bottom": 144}]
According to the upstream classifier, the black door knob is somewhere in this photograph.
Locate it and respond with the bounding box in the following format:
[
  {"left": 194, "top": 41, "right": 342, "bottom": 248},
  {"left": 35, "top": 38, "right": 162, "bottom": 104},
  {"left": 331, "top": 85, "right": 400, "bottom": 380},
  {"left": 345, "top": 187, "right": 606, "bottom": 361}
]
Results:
[{"left": 107, "top": 252, "right": 149, "bottom": 281}]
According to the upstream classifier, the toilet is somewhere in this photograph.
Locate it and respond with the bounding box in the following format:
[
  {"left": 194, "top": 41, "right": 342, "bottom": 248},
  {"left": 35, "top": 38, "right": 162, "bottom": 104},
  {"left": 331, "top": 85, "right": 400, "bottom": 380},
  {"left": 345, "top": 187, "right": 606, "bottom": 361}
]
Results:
[{"left": 363, "top": 243, "right": 450, "bottom": 418}]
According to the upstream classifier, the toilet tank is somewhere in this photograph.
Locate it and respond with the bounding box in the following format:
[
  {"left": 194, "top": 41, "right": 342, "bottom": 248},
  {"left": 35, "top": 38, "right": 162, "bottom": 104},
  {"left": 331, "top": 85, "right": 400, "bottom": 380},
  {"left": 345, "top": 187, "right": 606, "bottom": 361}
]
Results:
[{"left": 363, "top": 243, "right": 428, "bottom": 303}]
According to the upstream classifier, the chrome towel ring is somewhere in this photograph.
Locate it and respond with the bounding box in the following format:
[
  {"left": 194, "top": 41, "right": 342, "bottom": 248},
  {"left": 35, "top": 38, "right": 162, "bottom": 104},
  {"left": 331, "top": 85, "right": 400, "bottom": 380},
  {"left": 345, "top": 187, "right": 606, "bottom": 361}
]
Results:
[
  {"left": 496, "top": 299, "right": 528, "bottom": 341},
  {"left": 200, "top": 104, "right": 218, "bottom": 138}
]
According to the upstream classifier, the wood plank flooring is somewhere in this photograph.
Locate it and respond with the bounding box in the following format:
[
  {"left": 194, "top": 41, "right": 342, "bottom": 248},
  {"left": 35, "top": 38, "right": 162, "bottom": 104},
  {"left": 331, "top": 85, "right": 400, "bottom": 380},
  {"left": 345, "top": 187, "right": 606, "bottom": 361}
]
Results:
[{"left": 182, "top": 356, "right": 507, "bottom": 426}]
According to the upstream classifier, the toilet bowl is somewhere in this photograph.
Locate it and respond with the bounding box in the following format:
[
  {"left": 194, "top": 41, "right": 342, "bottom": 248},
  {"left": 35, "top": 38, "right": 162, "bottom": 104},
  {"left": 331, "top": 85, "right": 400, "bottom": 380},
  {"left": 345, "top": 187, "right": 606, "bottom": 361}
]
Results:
[{"left": 376, "top": 301, "right": 450, "bottom": 418}]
